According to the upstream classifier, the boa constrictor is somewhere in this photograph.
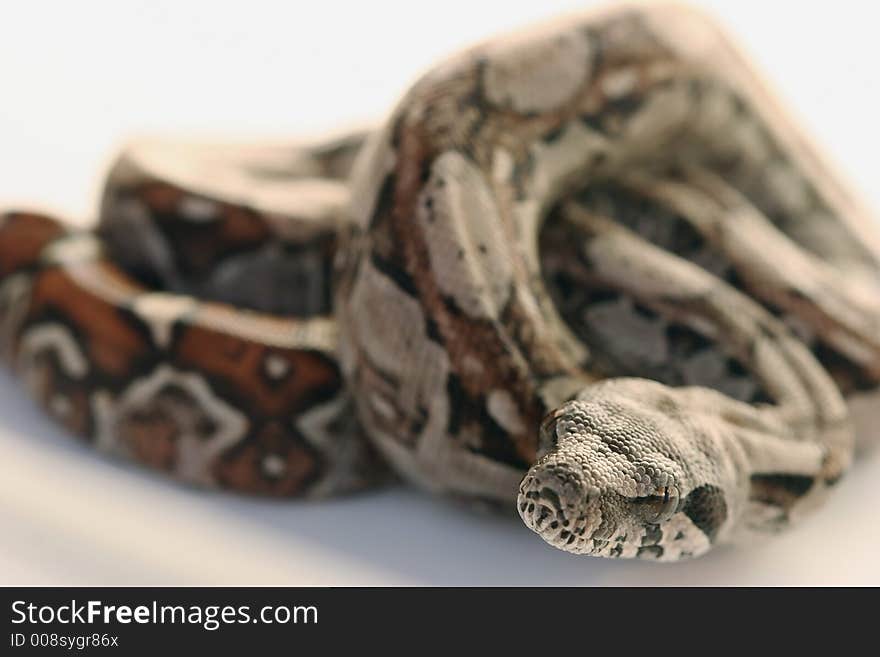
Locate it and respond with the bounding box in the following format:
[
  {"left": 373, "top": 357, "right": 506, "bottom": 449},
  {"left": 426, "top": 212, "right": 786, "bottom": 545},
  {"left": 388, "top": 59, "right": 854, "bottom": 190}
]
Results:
[{"left": 2, "top": 3, "right": 879, "bottom": 561}]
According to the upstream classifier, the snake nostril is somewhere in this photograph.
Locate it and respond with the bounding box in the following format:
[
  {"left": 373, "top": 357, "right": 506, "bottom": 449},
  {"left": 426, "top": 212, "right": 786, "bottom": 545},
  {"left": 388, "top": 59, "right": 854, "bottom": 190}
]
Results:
[
  {"left": 539, "top": 487, "right": 563, "bottom": 513},
  {"left": 517, "top": 460, "right": 600, "bottom": 553}
]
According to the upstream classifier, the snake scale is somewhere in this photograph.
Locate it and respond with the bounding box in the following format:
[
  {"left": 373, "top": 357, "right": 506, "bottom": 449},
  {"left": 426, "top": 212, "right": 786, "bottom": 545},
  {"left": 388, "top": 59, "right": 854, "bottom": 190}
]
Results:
[{"left": 2, "top": 3, "right": 879, "bottom": 561}]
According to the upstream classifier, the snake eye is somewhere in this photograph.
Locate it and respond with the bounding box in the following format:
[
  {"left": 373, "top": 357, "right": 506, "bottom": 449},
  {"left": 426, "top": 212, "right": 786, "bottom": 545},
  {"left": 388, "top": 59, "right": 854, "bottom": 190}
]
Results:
[
  {"left": 537, "top": 409, "right": 563, "bottom": 457},
  {"left": 655, "top": 486, "right": 681, "bottom": 522},
  {"left": 632, "top": 486, "right": 680, "bottom": 524}
]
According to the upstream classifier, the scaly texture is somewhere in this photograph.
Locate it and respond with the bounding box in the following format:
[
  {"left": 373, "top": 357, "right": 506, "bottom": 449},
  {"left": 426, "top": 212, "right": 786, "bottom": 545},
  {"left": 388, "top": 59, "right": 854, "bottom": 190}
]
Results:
[
  {"left": 1, "top": 3, "right": 878, "bottom": 560},
  {"left": 336, "top": 3, "right": 878, "bottom": 559},
  {"left": 0, "top": 133, "right": 385, "bottom": 497}
]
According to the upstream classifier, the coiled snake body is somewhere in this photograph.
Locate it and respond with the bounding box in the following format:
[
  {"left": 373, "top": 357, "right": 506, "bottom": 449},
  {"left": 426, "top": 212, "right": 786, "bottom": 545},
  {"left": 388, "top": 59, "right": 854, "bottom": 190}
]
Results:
[{"left": 2, "top": 4, "right": 879, "bottom": 561}]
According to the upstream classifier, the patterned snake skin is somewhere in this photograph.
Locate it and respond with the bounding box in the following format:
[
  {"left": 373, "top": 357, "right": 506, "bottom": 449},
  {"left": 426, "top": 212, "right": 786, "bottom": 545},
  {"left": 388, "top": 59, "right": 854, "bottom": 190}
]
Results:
[{"left": 2, "top": 3, "right": 879, "bottom": 561}]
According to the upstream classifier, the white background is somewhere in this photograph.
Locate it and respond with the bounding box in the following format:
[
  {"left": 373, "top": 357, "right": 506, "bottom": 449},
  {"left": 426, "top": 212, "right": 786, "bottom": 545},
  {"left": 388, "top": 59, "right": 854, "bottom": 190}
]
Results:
[{"left": 1, "top": 0, "right": 878, "bottom": 585}]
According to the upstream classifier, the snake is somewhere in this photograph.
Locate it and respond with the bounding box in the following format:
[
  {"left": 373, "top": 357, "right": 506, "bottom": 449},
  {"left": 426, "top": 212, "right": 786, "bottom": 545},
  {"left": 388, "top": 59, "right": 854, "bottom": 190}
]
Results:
[{"left": 1, "top": 3, "right": 879, "bottom": 561}]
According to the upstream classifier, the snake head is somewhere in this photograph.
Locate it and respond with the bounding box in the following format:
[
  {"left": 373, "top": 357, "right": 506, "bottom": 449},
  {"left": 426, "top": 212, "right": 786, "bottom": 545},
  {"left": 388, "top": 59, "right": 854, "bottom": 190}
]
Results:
[{"left": 518, "top": 380, "right": 734, "bottom": 560}]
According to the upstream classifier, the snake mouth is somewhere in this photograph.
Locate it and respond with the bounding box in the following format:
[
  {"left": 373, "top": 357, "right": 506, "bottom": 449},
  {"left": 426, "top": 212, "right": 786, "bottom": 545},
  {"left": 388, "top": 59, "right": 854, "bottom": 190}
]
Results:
[
  {"left": 519, "top": 464, "right": 685, "bottom": 554},
  {"left": 518, "top": 470, "right": 592, "bottom": 551}
]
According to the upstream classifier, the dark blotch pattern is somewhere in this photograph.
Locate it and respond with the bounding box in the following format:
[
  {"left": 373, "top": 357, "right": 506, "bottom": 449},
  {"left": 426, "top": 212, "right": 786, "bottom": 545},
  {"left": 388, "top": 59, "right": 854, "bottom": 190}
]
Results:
[{"left": 682, "top": 484, "right": 728, "bottom": 543}]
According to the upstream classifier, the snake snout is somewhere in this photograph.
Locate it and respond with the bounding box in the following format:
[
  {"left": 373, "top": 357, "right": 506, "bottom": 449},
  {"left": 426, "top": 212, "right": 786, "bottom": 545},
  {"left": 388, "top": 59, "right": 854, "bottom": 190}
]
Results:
[{"left": 518, "top": 462, "right": 594, "bottom": 550}]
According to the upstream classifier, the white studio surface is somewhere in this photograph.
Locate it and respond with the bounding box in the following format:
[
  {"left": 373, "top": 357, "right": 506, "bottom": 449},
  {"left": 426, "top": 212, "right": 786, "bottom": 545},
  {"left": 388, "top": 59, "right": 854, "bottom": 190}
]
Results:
[{"left": 1, "top": 0, "right": 879, "bottom": 585}]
